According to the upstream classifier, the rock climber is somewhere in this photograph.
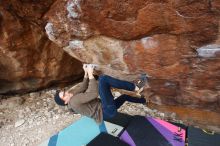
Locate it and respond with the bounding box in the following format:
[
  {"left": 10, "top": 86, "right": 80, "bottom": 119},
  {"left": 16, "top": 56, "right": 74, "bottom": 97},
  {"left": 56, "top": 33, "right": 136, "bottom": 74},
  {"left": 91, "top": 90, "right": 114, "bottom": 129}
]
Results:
[{"left": 54, "top": 64, "right": 148, "bottom": 124}]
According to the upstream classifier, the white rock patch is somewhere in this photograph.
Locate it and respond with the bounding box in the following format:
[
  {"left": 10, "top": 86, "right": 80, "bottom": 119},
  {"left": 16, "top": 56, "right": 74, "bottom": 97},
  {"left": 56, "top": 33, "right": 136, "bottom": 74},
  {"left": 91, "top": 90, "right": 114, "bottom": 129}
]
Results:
[
  {"left": 69, "top": 40, "right": 84, "bottom": 49},
  {"left": 141, "top": 37, "right": 158, "bottom": 49},
  {"left": 67, "top": 0, "right": 82, "bottom": 19},
  {"left": 45, "top": 23, "right": 56, "bottom": 41},
  {"left": 15, "top": 119, "right": 25, "bottom": 127},
  {"left": 197, "top": 44, "right": 220, "bottom": 58}
]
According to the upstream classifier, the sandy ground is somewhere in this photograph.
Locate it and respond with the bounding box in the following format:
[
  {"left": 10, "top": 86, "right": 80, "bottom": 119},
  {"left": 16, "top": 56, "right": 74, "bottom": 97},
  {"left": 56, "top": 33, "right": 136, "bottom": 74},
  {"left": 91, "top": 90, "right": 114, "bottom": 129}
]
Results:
[{"left": 0, "top": 88, "right": 182, "bottom": 146}]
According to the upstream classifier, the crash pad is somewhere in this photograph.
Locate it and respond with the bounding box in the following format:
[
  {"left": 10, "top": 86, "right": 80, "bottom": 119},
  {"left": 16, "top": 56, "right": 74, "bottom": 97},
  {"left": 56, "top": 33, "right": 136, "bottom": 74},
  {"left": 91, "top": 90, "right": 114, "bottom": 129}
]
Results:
[{"left": 38, "top": 116, "right": 124, "bottom": 146}]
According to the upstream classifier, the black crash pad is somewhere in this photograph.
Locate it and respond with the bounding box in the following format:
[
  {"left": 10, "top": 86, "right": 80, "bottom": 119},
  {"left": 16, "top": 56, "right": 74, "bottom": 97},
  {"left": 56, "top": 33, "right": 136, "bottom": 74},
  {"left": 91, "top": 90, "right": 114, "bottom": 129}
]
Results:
[
  {"left": 188, "top": 126, "right": 220, "bottom": 146},
  {"left": 87, "top": 132, "right": 129, "bottom": 146}
]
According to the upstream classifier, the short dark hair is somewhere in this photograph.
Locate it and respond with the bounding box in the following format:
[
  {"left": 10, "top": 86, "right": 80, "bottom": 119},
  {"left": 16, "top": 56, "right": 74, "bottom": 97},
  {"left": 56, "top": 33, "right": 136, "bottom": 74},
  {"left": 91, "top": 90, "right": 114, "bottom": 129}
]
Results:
[{"left": 54, "top": 90, "right": 66, "bottom": 106}]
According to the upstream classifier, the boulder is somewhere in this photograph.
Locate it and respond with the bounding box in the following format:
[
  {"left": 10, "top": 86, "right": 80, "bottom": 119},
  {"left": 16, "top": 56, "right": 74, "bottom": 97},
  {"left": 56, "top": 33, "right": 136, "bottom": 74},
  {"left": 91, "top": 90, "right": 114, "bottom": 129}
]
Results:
[
  {"left": 0, "top": 0, "right": 83, "bottom": 94},
  {"left": 44, "top": 0, "right": 220, "bottom": 112}
]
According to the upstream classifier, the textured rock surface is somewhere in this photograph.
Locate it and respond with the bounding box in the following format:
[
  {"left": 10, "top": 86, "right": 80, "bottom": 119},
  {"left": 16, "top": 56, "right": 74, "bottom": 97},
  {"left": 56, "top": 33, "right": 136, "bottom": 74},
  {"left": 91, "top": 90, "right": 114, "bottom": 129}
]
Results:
[
  {"left": 45, "top": 0, "right": 220, "bottom": 112},
  {"left": 0, "top": 0, "right": 83, "bottom": 94}
]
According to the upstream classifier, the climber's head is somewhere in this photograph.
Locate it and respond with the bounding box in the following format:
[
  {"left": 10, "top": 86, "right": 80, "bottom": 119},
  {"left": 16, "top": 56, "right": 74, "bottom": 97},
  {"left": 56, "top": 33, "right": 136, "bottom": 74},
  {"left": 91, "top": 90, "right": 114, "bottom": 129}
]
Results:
[{"left": 54, "top": 89, "right": 73, "bottom": 106}]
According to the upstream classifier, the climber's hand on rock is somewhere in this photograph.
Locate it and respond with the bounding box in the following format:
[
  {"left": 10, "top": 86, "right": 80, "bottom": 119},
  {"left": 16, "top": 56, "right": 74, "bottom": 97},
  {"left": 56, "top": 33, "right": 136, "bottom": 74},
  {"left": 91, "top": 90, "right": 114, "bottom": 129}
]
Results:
[
  {"left": 83, "top": 64, "right": 88, "bottom": 78},
  {"left": 83, "top": 64, "right": 88, "bottom": 72},
  {"left": 87, "top": 65, "right": 94, "bottom": 79}
]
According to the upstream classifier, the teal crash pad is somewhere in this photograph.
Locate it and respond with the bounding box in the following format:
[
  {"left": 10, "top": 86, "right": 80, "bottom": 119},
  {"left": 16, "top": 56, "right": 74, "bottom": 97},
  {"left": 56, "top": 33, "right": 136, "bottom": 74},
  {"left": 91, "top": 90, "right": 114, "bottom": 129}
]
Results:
[{"left": 39, "top": 116, "right": 124, "bottom": 146}]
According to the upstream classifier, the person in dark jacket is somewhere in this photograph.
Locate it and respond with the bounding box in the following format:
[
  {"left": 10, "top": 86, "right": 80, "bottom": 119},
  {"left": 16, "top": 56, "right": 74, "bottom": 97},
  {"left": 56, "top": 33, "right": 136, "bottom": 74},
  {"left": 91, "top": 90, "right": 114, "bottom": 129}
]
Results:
[{"left": 54, "top": 64, "right": 147, "bottom": 124}]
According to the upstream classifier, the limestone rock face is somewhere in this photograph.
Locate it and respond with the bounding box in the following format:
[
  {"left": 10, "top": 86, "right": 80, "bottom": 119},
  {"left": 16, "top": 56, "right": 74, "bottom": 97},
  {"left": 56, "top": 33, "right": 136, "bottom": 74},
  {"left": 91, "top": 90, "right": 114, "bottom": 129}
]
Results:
[
  {"left": 0, "top": 0, "right": 83, "bottom": 94},
  {"left": 45, "top": 0, "right": 220, "bottom": 112}
]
